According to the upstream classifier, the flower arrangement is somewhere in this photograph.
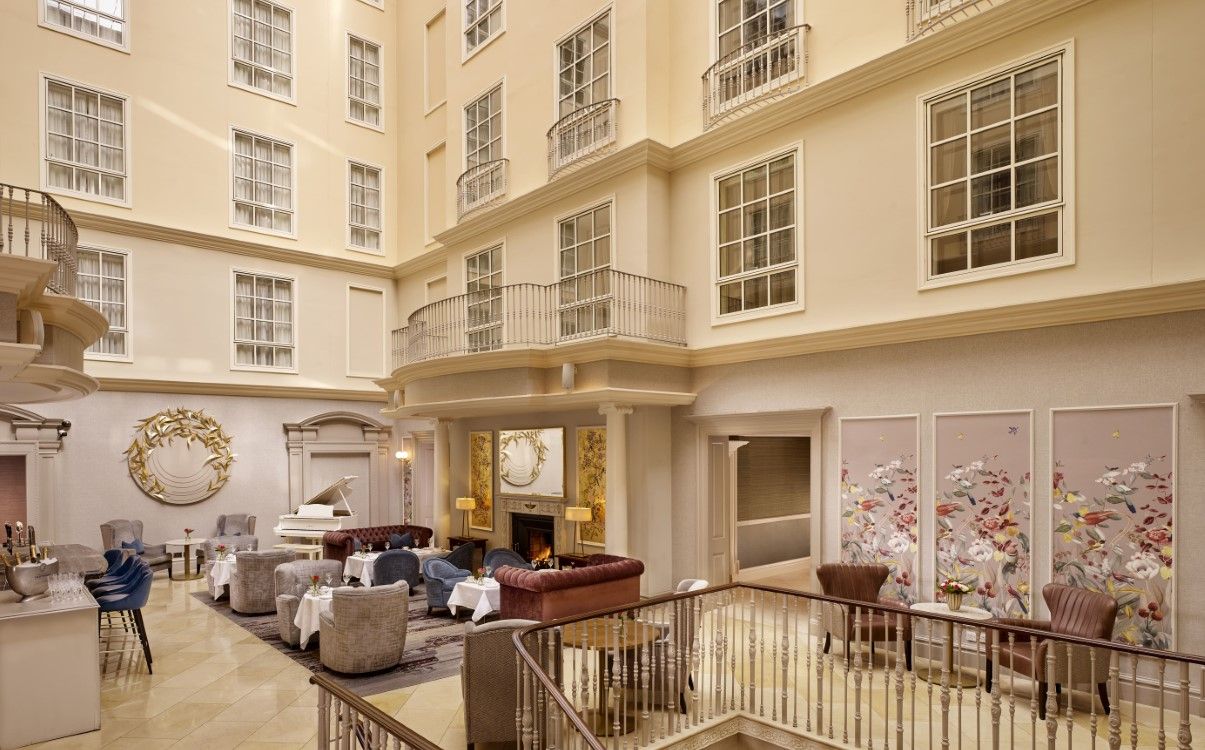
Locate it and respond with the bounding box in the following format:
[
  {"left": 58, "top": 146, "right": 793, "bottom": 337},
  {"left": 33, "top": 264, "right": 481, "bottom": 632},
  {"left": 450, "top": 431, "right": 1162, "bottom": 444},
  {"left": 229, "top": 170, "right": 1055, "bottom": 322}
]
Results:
[
  {"left": 215, "top": 544, "right": 227, "bottom": 561},
  {"left": 184, "top": 528, "right": 194, "bottom": 541},
  {"left": 939, "top": 579, "right": 973, "bottom": 611},
  {"left": 473, "top": 566, "right": 490, "bottom": 584},
  {"left": 310, "top": 574, "right": 321, "bottom": 596}
]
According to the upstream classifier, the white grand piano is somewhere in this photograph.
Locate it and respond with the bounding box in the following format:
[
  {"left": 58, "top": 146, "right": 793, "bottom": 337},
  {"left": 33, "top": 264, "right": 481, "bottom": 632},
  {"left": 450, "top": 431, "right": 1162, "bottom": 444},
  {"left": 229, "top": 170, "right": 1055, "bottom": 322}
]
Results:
[{"left": 274, "top": 475, "right": 360, "bottom": 543}]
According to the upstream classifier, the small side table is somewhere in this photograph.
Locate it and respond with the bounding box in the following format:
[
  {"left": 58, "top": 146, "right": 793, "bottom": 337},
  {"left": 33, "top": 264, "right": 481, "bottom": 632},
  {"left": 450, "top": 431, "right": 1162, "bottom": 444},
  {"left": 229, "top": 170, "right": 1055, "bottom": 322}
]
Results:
[
  {"left": 274, "top": 543, "right": 323, "bottom": 560},
  {"left": 556, "top": 553, "right": 590, "bottom": 570},
  {"left": 910, "top": 601, "right": 994, "bottom": 688},
  {"left": 164, "top": 538, "right": 207, "bottom": 581}
]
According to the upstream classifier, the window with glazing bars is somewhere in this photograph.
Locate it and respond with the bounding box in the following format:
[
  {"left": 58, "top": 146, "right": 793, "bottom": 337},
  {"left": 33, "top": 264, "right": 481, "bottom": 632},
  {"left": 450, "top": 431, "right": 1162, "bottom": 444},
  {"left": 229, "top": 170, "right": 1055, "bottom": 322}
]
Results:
[
  {"left": 716, "top": 153, "right": 796, "bottom": 315},
  {"left": 558, "top": 203, "right": 611, "bottom": 337},
  {"left": 44, "top": 78, "right": 126, "bottom": 202},
  {"left": 925, "top": 55, "right": 1062, "bottom": 279},
  {"left": 715, "top": 0, "right": 796, "bottom": 105},
  {"left": 234, "top": 272, "right": 294, "bottom": 368},
  {"left": 557, "top": 11, "right": 609, "bottom": 117},
  {"left": 464, "top": 85, "right": 502, "bottom": 168},
  {"left": 464, "top": 0, "right": 502, "bottom": 54},
  {"left": 348, "top": 35, "right": 381, "bottom": 128},
  {"left": 43, "top": 0, "right": 125, "bottom": 46},
  {"left": 78, "top": 248, "right": 128, "bottom": 358},
  {"left": 232, "top": 0, "right": 293, "bottom": 99},
  {"left": 232, "top": 130, "right": 293, "bottom": 234},
  {"left": 348, "top": 162, "right": 382, "bottom": 251},
  {"left": 465, "top": 245, "right": 502, "bottom": 351}
]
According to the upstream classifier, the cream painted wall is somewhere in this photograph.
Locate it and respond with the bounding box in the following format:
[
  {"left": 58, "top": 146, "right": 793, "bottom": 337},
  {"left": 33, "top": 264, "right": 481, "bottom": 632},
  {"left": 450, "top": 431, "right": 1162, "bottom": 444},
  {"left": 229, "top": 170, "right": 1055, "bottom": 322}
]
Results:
[
  {"left": 77, "top": 227, "right": 393, "bottom": 392},
  {"left": 677, "top": 310, "right": 1205, "bottom": 652},
  {"left": 24, "top": 391, "right": 393, "bottom": 552},
  {"left": 0, "top": 0, "right": 399, "bottom": 264}
]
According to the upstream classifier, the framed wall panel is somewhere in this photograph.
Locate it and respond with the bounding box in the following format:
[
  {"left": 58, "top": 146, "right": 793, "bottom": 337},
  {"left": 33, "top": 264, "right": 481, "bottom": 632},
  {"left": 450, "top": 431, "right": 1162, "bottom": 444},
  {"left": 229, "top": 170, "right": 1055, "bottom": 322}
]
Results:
[
  {"left": 576, "top": 426, "right": 606, "bottom": 547},
  {"left": 1051, "top": 404, "right": 1176, "bottom": 649},
  {"left": 498, "top": 427, "right": 565, "bottom": 498},
  {"left": 468, "top": 430, "right": 493, "bottom": 532},
  {"left": 838, "top": 415, "right": 919, "bottom": 603},
  {"left": 933, "top": 410, "right": 1033, "bottom": 618}
]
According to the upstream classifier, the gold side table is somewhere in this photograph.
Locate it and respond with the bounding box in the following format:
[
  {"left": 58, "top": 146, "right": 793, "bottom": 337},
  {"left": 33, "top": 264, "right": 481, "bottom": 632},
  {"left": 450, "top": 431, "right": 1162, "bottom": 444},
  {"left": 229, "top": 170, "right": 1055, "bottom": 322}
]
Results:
[{"left": 164, "top": 538, "right": 207, "bottom": 581}]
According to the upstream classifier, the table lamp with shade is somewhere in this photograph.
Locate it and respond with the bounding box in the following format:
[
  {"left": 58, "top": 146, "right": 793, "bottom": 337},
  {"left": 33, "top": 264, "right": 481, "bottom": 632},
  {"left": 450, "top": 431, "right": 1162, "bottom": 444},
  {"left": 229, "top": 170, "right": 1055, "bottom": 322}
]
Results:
[
  {"left": 455, "top": 497, "right": 476, "bottom": 537},
  {"left": 564, "top": 505, "right": 592, "bottom": 555}
]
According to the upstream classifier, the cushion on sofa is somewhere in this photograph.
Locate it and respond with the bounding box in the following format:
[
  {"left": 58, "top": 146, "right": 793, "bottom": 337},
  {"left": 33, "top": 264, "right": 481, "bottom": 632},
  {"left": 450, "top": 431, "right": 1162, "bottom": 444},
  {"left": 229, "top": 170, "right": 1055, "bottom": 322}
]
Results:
[
  {"left": 389, "top": 533, "right": 406, "bottom": 550},
  {"left": 121, "top": 539, "right": 145, "bottom": 555}
]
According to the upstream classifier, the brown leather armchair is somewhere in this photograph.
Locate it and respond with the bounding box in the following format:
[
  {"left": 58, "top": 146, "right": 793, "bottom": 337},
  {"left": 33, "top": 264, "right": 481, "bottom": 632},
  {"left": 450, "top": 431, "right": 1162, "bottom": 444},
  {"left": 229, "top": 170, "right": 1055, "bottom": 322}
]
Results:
[
  {"left": 988, "top": 583, "right": 1118, "bottom": 717},
  {"left": 817, "top": 563, "right": 912, "bottom": 669}
]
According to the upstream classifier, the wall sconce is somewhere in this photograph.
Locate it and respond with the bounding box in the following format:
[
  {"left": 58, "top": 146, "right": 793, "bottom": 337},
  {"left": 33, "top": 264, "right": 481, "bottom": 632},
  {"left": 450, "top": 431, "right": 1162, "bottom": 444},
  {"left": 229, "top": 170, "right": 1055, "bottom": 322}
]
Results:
[{"left": 394, "top": 449, "right": 410, "bottom": 464}]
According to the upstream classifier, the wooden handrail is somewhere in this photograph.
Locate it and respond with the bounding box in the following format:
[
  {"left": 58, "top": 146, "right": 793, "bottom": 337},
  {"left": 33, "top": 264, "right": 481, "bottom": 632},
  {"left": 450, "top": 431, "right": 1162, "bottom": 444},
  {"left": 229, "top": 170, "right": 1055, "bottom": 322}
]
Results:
[{"left": 309, "top": 673, "right": 443, "bottom": 750}]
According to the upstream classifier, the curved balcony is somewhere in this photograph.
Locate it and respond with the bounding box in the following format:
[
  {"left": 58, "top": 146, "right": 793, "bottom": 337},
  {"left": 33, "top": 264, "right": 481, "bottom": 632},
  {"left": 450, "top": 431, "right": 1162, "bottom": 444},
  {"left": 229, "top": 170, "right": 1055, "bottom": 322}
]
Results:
[
  {"left": 907, "top": 0, "right": 1003, "bottom": 40},
  {"left": 547, "top": 98, "right": 619, "bottom": 178},
  {"left": 456, "top": 158, "right": 509, "bottom": 219},
  {"left": 1, "top": 183, "right": 79, "bottom": 296},
  {"left": 702, "top": 24, "right": 810, "bottom": 128},
  {"left": 1, "top": 183, "right": 104, "bottom": 403},
  {"left": 390, "top": 269, "right": 685, "bottom": 370}
]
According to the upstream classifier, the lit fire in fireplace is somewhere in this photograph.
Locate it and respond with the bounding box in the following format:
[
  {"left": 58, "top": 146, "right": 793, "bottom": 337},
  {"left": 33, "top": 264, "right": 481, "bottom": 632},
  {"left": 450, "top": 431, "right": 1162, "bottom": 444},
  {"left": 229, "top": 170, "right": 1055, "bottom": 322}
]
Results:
[{"left": 529, "top": 533, "right": 554, "bottom": 568}]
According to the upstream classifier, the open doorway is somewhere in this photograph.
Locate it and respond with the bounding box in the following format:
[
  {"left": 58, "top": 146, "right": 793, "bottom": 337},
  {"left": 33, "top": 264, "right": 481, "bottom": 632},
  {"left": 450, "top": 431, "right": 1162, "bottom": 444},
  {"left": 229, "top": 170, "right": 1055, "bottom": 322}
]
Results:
[{"left": 731, "top": 436, "right": 811, "bottom": 588}]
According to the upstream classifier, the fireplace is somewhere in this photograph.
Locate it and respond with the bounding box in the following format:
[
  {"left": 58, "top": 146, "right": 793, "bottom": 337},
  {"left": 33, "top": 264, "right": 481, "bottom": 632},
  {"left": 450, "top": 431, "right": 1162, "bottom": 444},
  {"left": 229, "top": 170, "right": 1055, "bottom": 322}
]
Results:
[{"left": 511, "top": 513, "right": 555, "bottom": 567}]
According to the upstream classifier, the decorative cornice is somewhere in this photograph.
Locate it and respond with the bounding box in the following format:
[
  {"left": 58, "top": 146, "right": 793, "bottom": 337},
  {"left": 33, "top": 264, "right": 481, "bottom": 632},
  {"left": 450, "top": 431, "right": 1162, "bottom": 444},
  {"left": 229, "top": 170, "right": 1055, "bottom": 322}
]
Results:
[
  {"left": 687, "top": 278, "right": 1205, "bottom": 368},
  {"left": 71, "top": 210, "right": 396, "bottom": 278},
  {"left": 382, "top": 387, "right": 696, "bottom": 419},
  {"left": 96, "top": 377, "right": 388, "bottom": 403},
  {"left": 34, "top": 292, "right": 109, "bottom": 347}
]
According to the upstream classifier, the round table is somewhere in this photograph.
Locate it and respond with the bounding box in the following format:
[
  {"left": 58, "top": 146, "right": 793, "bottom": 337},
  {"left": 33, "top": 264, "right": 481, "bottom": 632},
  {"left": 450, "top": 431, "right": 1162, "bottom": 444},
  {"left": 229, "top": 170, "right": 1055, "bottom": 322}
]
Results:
[
  {"left": 209, "top": 557, "right": 235, "bottom": 599},
  {"left": 910, "top": 601, "right": 994, "bottom": 688},
  {"left": 164, "top": 538, "right": 208, "bottom": 581},
  {"left": 343, "top": 552, "right": 381, "bottom": 586},
  {"left": 560, "top": 618, "right": 662, "bottom": 736}
]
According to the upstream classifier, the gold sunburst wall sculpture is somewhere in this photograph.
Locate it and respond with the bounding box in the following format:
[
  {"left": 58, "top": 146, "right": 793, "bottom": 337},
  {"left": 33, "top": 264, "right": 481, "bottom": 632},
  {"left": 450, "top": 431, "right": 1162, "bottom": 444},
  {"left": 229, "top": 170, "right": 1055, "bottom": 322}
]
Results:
[{"left": 125, "top": 408, "right": 236, "bottom": 505}]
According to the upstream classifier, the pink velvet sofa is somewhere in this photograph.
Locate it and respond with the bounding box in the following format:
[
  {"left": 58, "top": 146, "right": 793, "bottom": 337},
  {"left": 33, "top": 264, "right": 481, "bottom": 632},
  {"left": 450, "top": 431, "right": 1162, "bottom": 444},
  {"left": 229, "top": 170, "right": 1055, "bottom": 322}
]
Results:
[{"left": 494, "top": 554, "right": 644, "bottom": 621}]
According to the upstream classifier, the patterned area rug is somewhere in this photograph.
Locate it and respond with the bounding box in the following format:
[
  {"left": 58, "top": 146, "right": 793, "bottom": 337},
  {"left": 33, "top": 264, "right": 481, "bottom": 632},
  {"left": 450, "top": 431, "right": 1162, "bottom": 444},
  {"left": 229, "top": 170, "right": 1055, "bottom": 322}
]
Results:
[{"left": 191, "top": 585, "right": 469, "bottom": 695}]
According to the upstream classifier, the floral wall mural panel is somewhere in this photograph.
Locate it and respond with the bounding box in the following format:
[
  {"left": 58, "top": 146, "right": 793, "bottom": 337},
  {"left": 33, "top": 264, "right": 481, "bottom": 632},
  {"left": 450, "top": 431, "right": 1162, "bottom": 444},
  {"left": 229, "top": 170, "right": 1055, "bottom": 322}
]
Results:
[
  {"left": 1051, "top": 405, "right": 1176, "bottom": 650},
  {"left": 576, "top": 426, "right": 606, "bottom": 547},
  {"left": 838, "top": 415, "right": 919, "bottom": 603},
  {"left": 498, "top": 428, "right": 565, "bottom": 497},
  {"left": 934, "top": 411, "right": 1033, "bottom": 618},
  {"left": 468, "top": 431, "right": 494, "bottom": 531}
]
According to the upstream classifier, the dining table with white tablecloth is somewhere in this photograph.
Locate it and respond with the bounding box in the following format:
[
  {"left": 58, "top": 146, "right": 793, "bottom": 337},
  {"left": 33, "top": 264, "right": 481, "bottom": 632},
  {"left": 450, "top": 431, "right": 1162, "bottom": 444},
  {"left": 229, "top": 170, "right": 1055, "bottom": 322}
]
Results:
[
  {"left": 448, "top": 578, "right": 501, "bottom": 622},
  {"left": 209, "top": 557, "right": 236, "bottom": 599},
  {"left": 293, "top": 588, "right": 336, "bottom": 649}
]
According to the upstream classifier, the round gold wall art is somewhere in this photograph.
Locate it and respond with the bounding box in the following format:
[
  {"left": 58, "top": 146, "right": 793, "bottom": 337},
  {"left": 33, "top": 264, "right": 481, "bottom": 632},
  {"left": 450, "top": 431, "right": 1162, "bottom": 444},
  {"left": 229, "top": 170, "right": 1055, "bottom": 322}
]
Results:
[{"left": 124, "top": 408, "right": 236, "bottom": 505}]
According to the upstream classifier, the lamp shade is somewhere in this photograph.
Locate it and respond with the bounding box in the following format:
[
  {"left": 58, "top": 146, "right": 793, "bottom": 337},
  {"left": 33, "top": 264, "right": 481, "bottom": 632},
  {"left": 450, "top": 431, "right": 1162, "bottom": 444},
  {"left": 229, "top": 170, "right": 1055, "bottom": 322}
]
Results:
[
  {"left": 455, "top": 497, "right": 477, "bottom": 511},
  {"left": 565, "top": 505, "right": 592, "bottom": 522}
]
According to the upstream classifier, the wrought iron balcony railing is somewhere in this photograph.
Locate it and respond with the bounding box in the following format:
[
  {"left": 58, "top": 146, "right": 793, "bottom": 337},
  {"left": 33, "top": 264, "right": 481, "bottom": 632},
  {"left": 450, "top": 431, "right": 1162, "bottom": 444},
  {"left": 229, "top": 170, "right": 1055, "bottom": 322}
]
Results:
[
  {"left": 456, "top": 158, "right": 509, "bottom": 219},
  {"left": 390, "top": 269, "right": 686, "bottom": 369},
  {"left": 907, "top": 0, "right": 1008, "bottom": 40},
  {"left": 1, "top": 183, "right": 78, "bottom": 296},
  {"left": 547, "top": 98, "right": 619, "bottom": 178},
  {"left": 702, "top": 24, "right": 810, "bottom": 128}
]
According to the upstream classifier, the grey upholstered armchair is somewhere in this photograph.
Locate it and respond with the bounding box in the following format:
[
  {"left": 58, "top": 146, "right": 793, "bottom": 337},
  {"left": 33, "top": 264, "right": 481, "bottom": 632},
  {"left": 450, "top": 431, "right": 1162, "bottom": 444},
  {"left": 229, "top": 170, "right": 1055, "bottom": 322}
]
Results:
[
  {"left": 318, "top": 582, "right": 409, "bottom": 674},
  {"left": 274, "top": 559, "right": 344, "bottom": 648},
  {"left": 373, "top": 549, "right": 421, "bottom": 589},
  {"left": 204, "top": 514, "right": 259, "bottom": 560},
  {"left": 229, "top": 549, "right": 294, "bottom": 615},
  {"left": 423, "top": 557, "right": 470, "bottom": 615},
  {"left": 444, "top": 542, "right": 475, "bottom": 572},
  {"left": 462, "top": 619, "right": 539, "bottom": 746},
  {"left": 482, "top": 547, "right": 531, "bottom": 573},
  {"left": 99, "top": 519, "right": 170, "bottom": 572}
]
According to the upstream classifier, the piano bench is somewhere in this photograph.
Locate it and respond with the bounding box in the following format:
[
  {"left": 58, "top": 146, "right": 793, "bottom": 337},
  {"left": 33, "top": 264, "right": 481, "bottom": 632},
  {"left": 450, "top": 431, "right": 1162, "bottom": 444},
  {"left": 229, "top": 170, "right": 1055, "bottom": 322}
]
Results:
[{"left": 274, "top": 543, "right": 324, "bottom": 561}]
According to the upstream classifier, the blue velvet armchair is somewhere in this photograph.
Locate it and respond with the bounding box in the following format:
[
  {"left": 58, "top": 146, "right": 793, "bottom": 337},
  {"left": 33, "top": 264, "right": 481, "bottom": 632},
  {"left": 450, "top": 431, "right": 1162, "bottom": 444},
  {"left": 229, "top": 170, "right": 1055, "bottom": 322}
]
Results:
[
  {"left": 423, "top": 557, "right": 470, "bottom": 615},
  {"left": 374, "top": 549, "right": 421, "bottom": 589},
  {"left": 444, "top": 542, "right": 475, "bottom": 572}
]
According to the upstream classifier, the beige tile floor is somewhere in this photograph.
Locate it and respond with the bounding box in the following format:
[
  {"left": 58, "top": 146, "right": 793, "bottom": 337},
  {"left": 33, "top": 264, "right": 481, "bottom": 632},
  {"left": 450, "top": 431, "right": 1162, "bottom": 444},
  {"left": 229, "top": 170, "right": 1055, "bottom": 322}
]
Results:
[{"left": 21, "top": 575, "right": 465, "bottom": 750}]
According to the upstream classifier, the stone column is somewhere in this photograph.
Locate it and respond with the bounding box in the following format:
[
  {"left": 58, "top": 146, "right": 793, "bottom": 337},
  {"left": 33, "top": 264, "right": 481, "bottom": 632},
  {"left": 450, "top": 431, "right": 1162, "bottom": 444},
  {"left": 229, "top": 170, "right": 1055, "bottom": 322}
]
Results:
[
  {"left": 599, "top": 403, "right": 633, "bottom": 557},
  {"left": 433, "top": 417, "right": 452, "bottom": 544}
]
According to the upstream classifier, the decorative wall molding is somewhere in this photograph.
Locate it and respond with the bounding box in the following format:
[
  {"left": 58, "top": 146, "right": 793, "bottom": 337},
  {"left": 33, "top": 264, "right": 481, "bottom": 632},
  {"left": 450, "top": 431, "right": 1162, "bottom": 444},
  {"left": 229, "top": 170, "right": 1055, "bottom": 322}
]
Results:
[
  {"left": 0, "top": 405, "right": 69, "bottom": 540},
  {"left": 283, "top": 411, "right": 393, "bottom": 525},
  {"left": 124, "top": 407, "right": 235, "bottom": 505},
  {"left": 96, "top": 377, "right": 388, "bottom": 403}
]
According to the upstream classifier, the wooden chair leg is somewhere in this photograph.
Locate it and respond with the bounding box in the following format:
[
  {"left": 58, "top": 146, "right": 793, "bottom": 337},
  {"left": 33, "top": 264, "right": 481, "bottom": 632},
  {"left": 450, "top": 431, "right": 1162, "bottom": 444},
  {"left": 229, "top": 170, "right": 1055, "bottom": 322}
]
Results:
[
  {"left": 131, "top": 608, "right": 153, "bottom": 674},
  {"left": 1038, "top": 682, "right": 1047, "bottom": 719},
  {"left": 986, "top": 658, "right": 993, "bottom": 692},
  {"left": 904, "top": 640, "right": 913, "bottom": 671},
  {"left": 823, "top": 632, "right": 831, "bottom": 654},
  {"left": 1097, "top": 683, "right": 1111, "bottom": 715}
]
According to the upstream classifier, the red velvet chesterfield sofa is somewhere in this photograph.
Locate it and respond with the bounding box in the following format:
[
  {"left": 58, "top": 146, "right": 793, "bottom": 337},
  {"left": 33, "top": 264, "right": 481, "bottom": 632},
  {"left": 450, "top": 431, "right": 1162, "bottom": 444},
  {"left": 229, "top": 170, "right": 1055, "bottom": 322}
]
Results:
[
  {"left": 494, "top": 554, "right": 644, "bottom": 621},
  {"left": 321, "top": 524, "right": 434, "bottom": 563}
]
